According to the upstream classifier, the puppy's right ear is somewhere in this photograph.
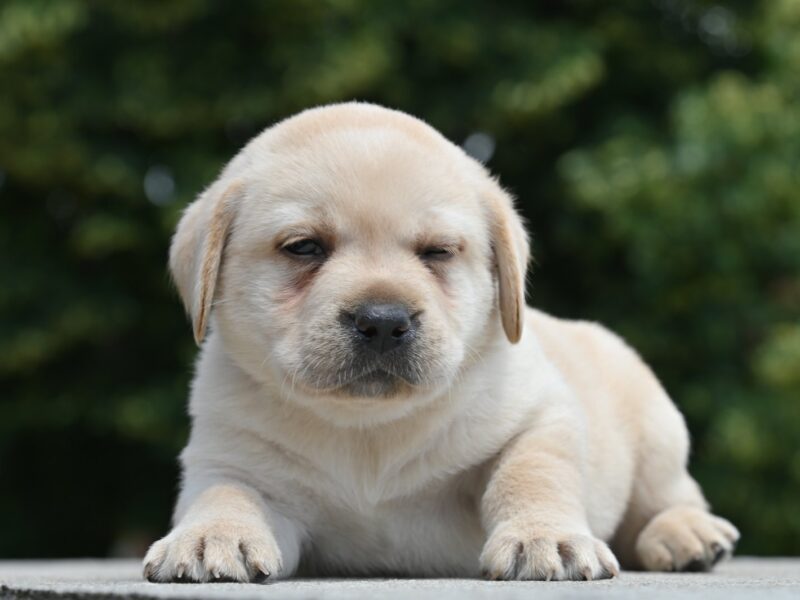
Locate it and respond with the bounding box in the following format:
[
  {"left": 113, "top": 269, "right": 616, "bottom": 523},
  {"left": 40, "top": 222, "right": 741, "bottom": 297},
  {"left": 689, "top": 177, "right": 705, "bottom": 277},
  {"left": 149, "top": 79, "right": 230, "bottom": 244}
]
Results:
[{"left": 169, "top": 180, "right": 242, "bottom": 345}]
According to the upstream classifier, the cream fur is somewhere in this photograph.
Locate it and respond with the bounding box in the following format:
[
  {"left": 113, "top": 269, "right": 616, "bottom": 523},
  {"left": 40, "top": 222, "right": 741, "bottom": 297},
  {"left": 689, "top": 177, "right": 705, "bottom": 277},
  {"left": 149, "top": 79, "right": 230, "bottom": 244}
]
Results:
[{"left": 144, "top": 103, "right": 738, "bottom": 583}]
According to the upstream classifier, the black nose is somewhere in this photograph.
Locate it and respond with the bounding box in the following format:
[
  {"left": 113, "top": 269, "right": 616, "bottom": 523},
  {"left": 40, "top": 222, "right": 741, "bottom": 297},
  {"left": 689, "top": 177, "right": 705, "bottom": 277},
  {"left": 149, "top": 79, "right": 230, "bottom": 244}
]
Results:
[{"left": 350, "top": 303, "right": 414, "bottom": 354}]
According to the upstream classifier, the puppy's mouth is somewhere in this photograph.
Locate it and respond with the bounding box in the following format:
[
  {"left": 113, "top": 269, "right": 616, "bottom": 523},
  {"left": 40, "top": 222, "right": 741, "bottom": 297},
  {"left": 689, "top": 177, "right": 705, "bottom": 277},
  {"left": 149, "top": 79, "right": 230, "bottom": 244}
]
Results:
[{"left": 295, "top": 356, "right": 424, "bottom": 399}]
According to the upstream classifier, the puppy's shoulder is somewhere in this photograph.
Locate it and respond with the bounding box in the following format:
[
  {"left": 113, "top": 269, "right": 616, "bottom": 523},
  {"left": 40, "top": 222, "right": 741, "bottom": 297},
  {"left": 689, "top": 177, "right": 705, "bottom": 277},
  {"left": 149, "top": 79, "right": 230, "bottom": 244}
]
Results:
[
  {"left": 524, "top": 307, "right": 656, "bottom": 389},
  {"left": 526, "top": 307, "right": 636, "bottom": 356},
  {"left": 524, "top": 308, "right": 686, "bottom": 438}
]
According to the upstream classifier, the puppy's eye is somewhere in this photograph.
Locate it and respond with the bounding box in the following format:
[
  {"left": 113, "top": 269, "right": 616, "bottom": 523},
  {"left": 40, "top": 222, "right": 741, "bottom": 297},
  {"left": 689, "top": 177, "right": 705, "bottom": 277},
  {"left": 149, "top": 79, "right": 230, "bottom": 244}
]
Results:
[
  {"left": 419, "top": 247, "right": 453, "bottom": 261},
  {"left": 283, "top": 239, "right": 326, "bottom": 258}
]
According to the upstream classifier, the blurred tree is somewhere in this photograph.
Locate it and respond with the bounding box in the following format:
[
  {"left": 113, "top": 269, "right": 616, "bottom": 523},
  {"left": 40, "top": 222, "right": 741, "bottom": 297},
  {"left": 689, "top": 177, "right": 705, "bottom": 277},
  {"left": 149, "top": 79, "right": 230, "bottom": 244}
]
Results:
[{"left": 0, "top": 0, "right": 796, "bottom": 557}]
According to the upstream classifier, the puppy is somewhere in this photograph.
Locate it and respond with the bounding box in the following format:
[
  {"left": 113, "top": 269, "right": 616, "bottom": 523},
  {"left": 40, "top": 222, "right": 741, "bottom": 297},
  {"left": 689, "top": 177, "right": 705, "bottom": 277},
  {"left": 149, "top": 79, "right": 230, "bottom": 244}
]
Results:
[{"left": 144, "top": 103, "right": 738, "bottom": 582}]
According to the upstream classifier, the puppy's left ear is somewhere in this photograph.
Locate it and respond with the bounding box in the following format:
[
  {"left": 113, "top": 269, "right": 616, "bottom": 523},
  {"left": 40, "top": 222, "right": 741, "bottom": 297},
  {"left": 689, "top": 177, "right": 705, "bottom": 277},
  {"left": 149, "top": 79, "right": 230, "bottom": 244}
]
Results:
[
  {"left": 169, "top": 180, "right": 242, "bottom": 345},
  {"left": 484, "top": 180, "right": 530, "bottom": 344}
]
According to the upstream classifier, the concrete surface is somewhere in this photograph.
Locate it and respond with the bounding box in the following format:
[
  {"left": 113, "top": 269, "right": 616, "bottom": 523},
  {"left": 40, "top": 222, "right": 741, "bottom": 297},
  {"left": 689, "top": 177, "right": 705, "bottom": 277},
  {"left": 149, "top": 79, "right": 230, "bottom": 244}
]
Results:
[{"left": 0, "top": 558, "right": 798, "bottom": 599}]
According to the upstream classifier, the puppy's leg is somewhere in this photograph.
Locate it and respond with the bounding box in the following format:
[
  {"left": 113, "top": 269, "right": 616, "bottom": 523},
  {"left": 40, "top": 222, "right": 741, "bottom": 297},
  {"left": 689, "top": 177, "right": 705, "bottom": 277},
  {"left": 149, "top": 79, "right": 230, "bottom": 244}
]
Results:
[
  {"left": 143, "top": 481, "right": 303, "bottom": 583},
  {"left": 612, "top": 390, "right": 739, "bottom": 572},
  {"left": 635, "top": 502, "right": 740, "bottom": 572},
  {"left": 479, "top": 418, "right": 619, "bottom": 581},
  {"left": 627, "top": 471, "right": 740, "bottom": 572}
]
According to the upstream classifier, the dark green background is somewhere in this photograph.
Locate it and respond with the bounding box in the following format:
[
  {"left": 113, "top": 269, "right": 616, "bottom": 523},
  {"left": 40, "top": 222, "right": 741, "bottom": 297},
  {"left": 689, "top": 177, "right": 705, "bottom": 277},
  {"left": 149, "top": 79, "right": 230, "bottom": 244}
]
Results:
[{"left": 1, "top": 0, "right": 798, "bottom": 558}]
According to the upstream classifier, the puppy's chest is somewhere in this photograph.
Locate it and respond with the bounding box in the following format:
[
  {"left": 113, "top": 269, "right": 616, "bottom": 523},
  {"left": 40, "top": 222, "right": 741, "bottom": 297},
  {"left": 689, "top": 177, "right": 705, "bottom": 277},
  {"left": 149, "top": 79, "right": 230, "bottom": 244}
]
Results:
[
  {"left": 302, "top": 481, "right": 486, "bottom": 576},
  {"left": 262, "top": 437, "right": 490, "bottom": 576}
]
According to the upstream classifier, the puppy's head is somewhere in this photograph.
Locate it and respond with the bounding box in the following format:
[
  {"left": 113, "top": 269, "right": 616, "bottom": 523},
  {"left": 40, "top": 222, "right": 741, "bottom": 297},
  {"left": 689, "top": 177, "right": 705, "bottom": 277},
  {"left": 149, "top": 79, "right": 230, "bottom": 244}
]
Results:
[{"left": 170, "top": 103, "right": 528, "bottom": 422}]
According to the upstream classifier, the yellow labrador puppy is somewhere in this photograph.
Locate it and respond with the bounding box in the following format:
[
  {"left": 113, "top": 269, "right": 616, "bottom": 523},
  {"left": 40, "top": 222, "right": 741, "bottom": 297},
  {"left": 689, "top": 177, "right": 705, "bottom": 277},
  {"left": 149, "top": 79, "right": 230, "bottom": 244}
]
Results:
[{"left": 144, "top": 103, "right": 738, "bottom": 582}]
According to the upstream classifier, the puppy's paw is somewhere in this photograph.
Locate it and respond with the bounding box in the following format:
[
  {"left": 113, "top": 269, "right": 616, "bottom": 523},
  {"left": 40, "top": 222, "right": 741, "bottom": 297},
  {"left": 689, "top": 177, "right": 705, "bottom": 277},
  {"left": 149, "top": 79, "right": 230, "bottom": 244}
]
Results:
[
  {"left": 480, "top": 522, "right": 619, "bottom": 581},
  {"left": 636, "top": 506, "right": 740, "bottom": 572},
  {"left": 143, "top": 519, "right": 283, "bottom": 583}
]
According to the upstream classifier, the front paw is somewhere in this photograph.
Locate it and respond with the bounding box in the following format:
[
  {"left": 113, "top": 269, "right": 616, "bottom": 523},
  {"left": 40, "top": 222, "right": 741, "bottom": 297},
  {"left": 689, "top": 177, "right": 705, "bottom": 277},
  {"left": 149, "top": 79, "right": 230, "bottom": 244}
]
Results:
[
  {"left": 480, "top": 522, "right": 619, "bottom": 581},
  {"left": 143, "top": 519, "right": 283, "bottom": 583}
]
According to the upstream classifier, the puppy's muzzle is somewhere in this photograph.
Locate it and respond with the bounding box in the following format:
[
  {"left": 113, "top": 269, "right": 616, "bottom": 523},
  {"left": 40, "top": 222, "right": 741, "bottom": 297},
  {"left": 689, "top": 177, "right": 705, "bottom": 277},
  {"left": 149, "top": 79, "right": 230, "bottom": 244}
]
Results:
[{"left": 345, "top": 302, "right": 417, "bottom": 355}]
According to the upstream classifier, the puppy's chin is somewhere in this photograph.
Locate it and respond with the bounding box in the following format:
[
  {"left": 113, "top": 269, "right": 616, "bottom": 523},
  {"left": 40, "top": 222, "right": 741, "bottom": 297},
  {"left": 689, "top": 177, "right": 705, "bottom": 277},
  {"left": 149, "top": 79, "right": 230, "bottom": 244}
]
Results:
[
  {"left": 339, "top": 370, "right": 404, "bottom": 398},
  {"left": 287, "top": 349, "right": 431, "bottom": 401},
  {"left": 298, "top": 369, "right": 416, "bottom": 401},
  {"left": 294, "top": 387, "right": 441, "bottom": 429},
  {"left": 269, "top": 343, "right": 466, "bottom": 425},
  {"left": 280, "top": 365, "right": 448, "bottom": 427}
]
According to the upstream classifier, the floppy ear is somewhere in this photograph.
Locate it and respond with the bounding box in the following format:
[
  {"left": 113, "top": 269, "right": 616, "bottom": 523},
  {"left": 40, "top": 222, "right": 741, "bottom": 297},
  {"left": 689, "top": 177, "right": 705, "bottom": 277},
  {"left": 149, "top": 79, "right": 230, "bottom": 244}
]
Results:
[
  {"left": 484, "top": 181, "right": 530, "bottom": 344},
  {"left": 169, "top": 180, "right": 242, "bottom": 345}
]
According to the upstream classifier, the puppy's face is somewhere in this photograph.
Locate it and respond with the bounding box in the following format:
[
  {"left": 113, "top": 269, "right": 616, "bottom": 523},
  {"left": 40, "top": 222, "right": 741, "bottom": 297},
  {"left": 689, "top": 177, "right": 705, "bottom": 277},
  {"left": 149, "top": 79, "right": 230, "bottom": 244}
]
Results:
[{"left": 170, "top": 104, "right": 528, "bottom": 422}]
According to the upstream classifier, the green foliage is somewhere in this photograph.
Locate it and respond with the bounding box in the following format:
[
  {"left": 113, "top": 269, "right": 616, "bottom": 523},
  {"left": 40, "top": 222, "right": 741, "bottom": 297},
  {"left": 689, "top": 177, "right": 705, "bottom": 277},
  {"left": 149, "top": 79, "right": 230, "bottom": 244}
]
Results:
[{"left": 0, "top": 0, "right": 796, "bottom": 557}]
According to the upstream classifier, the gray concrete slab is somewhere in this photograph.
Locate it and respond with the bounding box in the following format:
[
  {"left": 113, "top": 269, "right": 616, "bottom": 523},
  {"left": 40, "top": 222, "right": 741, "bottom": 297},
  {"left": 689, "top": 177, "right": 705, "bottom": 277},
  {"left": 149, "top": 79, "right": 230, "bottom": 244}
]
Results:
[{"left": 0, "top": 558, "right": 798, "bottom": 599}]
